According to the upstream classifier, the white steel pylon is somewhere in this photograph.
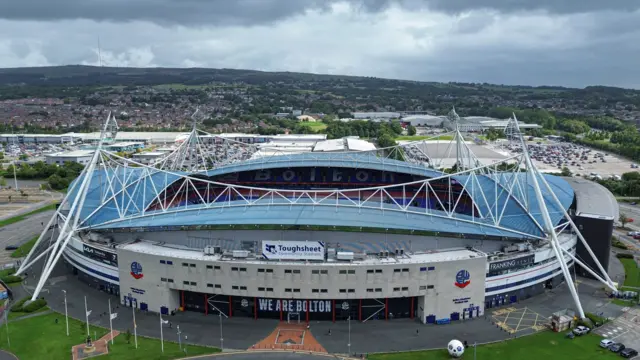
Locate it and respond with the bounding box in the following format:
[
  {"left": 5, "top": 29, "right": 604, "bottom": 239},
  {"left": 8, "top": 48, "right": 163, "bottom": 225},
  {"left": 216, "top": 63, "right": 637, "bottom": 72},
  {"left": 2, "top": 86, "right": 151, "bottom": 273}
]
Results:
[
  {"left": 512, "top": 113, "right": 617, "bottom": 319},
  {"left": 17, "top": 113, "right": 116, "bottom": 301}
]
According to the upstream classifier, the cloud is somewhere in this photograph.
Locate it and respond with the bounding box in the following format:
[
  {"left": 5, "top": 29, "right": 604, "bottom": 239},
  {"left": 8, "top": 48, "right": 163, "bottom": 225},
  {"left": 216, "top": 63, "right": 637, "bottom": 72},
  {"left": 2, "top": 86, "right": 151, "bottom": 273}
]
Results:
[{"left": 1, "top": 1, "right": 640, "bottom": 88}]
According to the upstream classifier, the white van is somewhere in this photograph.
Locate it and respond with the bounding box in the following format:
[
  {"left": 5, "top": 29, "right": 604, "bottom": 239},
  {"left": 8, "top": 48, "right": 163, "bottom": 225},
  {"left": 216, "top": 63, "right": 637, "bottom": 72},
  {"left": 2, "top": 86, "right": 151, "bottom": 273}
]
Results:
[{"left": 600, "top": 339, "right": 615, "bottom": 348}]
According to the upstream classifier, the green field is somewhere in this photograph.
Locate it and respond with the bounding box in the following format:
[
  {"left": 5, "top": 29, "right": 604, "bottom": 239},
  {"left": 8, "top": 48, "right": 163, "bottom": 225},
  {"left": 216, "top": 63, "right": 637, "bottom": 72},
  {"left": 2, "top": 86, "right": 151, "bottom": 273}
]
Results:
[
  {"left": 396, "top": 135, "right": 454, "bottom": 141},
  {"left": 0, "top": 313, "right": 219, "bottom": 360},
  {"left": 369, "top": 332, "right": 618, "bottom": 360},
  {"left": 0, "top": 203, "right": 57, "bottom": 228},
  {"left": 299, "top": 121, "right": 327, "bottom": 131},
  {"left": 619, "top": 258, "right": 639, "bottom": 289}
]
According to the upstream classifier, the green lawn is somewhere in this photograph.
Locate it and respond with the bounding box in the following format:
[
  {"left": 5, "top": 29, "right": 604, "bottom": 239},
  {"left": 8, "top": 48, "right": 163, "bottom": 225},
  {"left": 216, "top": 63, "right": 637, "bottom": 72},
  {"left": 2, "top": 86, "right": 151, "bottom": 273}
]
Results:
[
  {"left": 299, "top": 121, "right": 327, "bottom": 131},
  {"left": 369, "top": 332, "right": 618, "bottom": 360},
  {"left": 619, "top": 258, "right": 640, "bottom": 289},
  {"left": 0, "top": 203, "right": 57, "bottom": 228},
  {"left": 7, "top": 305, "right": 50, "bottom": 320},
  {"left": 10, "top": 235, "right": 38, "bottom": 258},
  {"left": 396, "top": 135, "right": 454, "bottom": 141},
  {"left": 0, "top": 312, "right": 220, "bottom": 360}
]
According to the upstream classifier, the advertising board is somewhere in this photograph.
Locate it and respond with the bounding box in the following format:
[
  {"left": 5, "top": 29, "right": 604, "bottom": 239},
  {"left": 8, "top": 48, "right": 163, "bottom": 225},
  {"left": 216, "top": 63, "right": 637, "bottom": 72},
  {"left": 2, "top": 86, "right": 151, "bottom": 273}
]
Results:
[{"left": 261, "top": 241, "right": 325, "bottom": 260}]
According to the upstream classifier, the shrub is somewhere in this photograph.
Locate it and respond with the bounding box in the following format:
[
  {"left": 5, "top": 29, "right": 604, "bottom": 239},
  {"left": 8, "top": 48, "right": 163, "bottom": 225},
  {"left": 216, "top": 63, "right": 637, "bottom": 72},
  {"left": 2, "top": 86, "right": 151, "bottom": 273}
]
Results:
[
  {"left": 10, "top": 297, "right": 29, "bottom": 312},
  {"left": 1, "top": 275, "right": 23, "bottom": 284},
  {"left": 585, "top": 312, "right": 606, "bottom": 327},
  {"left": 22, "top": 299, "right": 47, "bottom": 313},
  {"left": 616, "top": 253, "right": 634, "bottom": 259}
]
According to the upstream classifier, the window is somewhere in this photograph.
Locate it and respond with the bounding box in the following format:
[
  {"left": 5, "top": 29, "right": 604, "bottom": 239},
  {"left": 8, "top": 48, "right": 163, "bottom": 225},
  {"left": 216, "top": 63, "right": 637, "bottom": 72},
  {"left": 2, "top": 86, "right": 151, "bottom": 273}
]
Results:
[
  {"left": 240, "top": 286, "right": 247, "bottom": 290},
  {"left": 401, "top": 286, "right": 408, "bottom": 291},
  {"left": 293, "top": 289, "right": 300, "bottom": 293},
  {"left": 160, "top": 260, "right": 166, "bottom": 264},
  {"left": 347, "top": 270, "right": 355, "bottom": 274},
  {"left": 206, "top": 265, "right": 213, "bottom": 270},
  {"left": 285, "top": 288, "right": 292, "bottom": 292},
  {"left": 339, "top": 270, "right": 347, "bottom": 274},
  {"left": 190, "top": 264, "right": 196, "bottom": 268},
  {"left": 161, "top": 278, "right": 167, "bottom": 282},
  {"left": 168, "top": 279, "right": 174, "bottom": 283},
  {"left": 375, "top": 269, "right": 382, "bottom": 274},
  {"left": 394, "top": 269, "right": 401, "bottom": 273},
  {"left": 266, "top": 287, "right": 274, "bottom": 292},
  {"left": 266, "top": 269, "right": 273, "bottom": 273},
  {"left": 190, "top": 282, "right": 197, "bottom": 286},
  {"left": 167, "top": 261, "right": 173, "bottom": 265},
  {"left": 427, "top": 285, "right": 435, "bottom": 289},
  {"left": 427, "top": 266, "right": 435, "bottom": 271},
  {"left": 419, "top": 285, "right": 426, "bottom": 290},
  {"left": 312, "top": 270, "right": 319, "bottom": 274},
  {"left": 420, "top": 267, "right": 427, "bottom": 272},
  {"left": 339, "top": 289, "right": 347, "bottom": 293},
  {"left": 393, "top": 287, "right": 400, "bottom": 291},
  {"left": 367, "top": 269, "right": 374, "bottom": 274},
  {"left": 207, "top": 284, "right": 214, "bottom": 288},
  {"left": 312, "top": 289, "right": 319, "bottom": 293},
  {"left": 240, "top": 268, "right": 247, "bottom": 272},
  {"left": 258, "top": 287, "right": 265, "bottom": 291},
  {"left": 215, "top": 284, "right": 221, "bottom": 289},
  {"left": 320, "top": 270, "right": 328, "bottom": 274},
  {"left": 320, "top": 289, "right": 328, "bottom": 293},
  {"left": 375, "top": 288, "right": 382, "bottom": 292},
  {"left": 402, "top": 268, "right": 409, "bottom": 273},
  {"left": 183, "top": 281, "right": 189, "bottom": 285},
  {"left": 231, "top": 267, "right": 239, "bottom": 271},
  {"left": 182, "top": 263, "right": 189, "bottom": 267},
  {"left": 258, "top": 269, "right": 265, "bottom": 273},
  {"left": 214, "top": 265, "right": 221, "bottom": 270},
  {"left": 292, "top": 269, "right": 301, "bottom": 274},
  {"left": 232, "top": 286, "right": 239, "bottom": 290},
  {"left": 284, "top": 269, "right": 292, "bottom": 274},
  {"left": 367, "top": 288, "right": 374, "bottom": 293},
  {"left": 348, "top": 289, "right": 355, "bottom": 293}
]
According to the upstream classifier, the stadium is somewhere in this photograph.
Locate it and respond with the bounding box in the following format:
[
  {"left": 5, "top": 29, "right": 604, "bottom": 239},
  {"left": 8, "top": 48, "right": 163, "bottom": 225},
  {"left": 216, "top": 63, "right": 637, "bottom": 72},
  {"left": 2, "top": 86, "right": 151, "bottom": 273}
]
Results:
[{"left": 18, "top": 114, "right": 618, "bottom": 325}]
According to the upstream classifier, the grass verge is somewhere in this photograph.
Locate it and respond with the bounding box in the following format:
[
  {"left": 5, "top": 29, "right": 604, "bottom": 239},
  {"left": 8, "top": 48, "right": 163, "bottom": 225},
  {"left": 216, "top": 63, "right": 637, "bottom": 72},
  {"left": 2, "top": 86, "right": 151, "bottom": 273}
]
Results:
[
  {"left": 396, "top": 135, "right": 454, "bottom": 141},
  {"left": 0, "top": 203, "right": 57, "bottom": 228},
  {"left": 619, "top": 258, "right": 639, "bottom": 288},
  {"left": 10, "top": 235, "right": 39, "bottom": 258},
  {"left": 0, "top": 312, "right": 220, "bottom": 360},
  {"left": 369, "top": 331, "right": 618, "bottom": 360},
  {"left": 299, "top": 121, "right": 327, "bottom": 131}
]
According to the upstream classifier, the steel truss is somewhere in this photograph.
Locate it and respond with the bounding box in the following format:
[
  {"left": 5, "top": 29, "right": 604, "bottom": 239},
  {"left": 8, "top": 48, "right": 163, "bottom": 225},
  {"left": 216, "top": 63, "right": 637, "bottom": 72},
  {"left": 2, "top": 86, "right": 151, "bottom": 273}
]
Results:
[{"left": 18, "top": 113, "right": 617, "bottom": 318}]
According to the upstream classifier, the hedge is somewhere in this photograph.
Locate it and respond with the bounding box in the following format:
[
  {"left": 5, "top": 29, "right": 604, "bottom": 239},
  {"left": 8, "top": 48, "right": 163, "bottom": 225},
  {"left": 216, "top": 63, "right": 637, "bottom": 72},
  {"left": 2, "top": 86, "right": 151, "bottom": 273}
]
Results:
[
  {"left": 10, "top": 297, "right": 29, "bottom": 312},
  {"left": 22, "top": 299, "right": 47, "bottom": 313},
  {"left": 1, "top": 275, "right": 23, "bottom": 284},
  {"left": 616, "top": 253, "right": 634, "bottom": 259}
]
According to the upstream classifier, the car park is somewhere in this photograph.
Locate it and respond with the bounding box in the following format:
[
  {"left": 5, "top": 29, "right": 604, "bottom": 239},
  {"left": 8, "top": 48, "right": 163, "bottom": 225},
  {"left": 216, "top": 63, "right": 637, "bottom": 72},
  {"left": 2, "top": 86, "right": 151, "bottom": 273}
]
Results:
[
  {"left": 601, "top": 339, "right": 615, "bottom": 348},
  {"left": 609, "top": 343, "right": 626, "bottom": 353},
  {"left": 620, "top": 348, "right": 638, "bottom": 358},
  {"left": 573, "top": 325, "right": 590, "bottom": 336}
]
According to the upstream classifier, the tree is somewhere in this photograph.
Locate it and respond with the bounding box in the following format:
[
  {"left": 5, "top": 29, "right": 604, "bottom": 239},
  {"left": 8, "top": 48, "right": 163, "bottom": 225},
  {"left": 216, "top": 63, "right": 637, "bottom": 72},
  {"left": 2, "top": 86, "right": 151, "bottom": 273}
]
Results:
[
  {"left": 561, "top": 167, "right": 572, "bottom": 177},
  {"left": 619, "top": 213, "right": 631, "bottom": 229},
  {"left": 0, "top": 177, "right": 6, "bottom": 187},
  {"left": 125, "top": 329, "right": 132, "bottom": 344},
  {"left": 407, "top": 125, "right": 417, "bottom": 136}
]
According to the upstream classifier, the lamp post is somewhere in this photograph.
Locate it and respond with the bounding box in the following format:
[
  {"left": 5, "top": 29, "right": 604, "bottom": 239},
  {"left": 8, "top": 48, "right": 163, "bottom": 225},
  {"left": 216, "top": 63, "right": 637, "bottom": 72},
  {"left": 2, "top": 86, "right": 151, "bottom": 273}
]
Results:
[
  {"left": 347, "top": 316, "right": 351, "bottom": 356},
  {"left": 219, "top": 311, "right": 224, "bottom": 351},
  {"left": 177, "top": 325, "right": 182, "bottom": 350},
  {"left": 62, "top": 290, "right": 69, "bottom": 336}
]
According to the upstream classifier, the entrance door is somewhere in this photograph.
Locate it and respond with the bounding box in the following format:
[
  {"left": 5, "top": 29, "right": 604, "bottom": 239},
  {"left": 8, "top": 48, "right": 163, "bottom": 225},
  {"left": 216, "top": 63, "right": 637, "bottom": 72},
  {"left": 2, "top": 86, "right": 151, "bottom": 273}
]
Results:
[{"left": 287, "top": 312, "right": 300, "bottom": 324}]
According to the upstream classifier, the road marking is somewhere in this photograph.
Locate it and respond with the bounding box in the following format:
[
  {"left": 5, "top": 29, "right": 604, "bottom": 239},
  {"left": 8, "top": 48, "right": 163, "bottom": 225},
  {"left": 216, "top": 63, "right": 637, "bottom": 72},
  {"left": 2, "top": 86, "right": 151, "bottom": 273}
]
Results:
[{"left": 610, "top": 330, "right": 629, "bottom": 340}]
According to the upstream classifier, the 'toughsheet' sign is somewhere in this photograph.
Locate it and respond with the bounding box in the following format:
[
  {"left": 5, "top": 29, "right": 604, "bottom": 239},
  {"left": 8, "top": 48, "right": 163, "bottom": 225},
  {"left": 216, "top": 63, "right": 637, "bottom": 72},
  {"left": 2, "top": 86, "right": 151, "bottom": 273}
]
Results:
[{"left": 261, "top": 241, "right": 325, "bottom": 260}]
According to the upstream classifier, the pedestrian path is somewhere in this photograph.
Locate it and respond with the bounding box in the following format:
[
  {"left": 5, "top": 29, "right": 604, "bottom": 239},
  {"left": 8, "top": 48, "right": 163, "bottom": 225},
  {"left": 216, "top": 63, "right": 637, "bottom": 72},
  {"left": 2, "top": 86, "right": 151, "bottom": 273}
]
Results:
[
  {"left": 249, "top": 323, "right": 326, "bottom": 353},
  {"left": 72, "top": 330, "right": 120, "bottom": 360}
]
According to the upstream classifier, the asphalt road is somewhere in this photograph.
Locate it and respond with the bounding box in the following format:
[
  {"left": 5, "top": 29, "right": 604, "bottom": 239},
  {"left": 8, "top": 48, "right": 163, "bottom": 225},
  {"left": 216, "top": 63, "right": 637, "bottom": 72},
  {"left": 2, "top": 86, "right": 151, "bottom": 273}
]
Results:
[
  {"left": 0, "top": 210, "right": 54, "bottom": 265},
  {"left": 191, "top": 353, "right": 344, "bottom": 360}
]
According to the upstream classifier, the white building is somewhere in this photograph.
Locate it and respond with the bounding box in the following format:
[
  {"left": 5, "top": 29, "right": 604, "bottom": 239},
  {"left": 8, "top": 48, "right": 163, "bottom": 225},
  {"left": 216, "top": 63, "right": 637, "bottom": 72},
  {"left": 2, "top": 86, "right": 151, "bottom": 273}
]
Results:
[{"left": 45, "top": 150, "right": 95, "bottom": 165}]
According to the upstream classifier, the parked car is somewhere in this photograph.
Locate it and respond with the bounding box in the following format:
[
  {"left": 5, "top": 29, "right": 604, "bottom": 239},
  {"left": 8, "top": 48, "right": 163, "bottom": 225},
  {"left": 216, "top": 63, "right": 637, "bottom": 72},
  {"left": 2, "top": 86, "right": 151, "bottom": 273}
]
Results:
[
  {"left": 609, "top": 343, "right": 626, "bottom": 353},
  {"left": 4, "top": 245, "right": 18, "bottom": 251},
  {"left": 620, "top": 348, "right": 638, "bottom": 358},
  {"left": 573, "top": 326, "right": 590, "bottom": 335},
  {"left": 627, "top": 231, "right": 640, "bottom": 236},
  {"left": 600, "top": 339, "right": 615, "bottom": 348},
  {"left": 566, "top": 332, "right": 575, "bottom": 339}
]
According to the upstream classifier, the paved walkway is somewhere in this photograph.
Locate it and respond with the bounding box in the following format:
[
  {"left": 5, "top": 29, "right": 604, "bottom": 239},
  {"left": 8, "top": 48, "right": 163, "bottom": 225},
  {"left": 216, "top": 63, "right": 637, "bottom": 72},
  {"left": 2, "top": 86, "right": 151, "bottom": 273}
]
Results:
[
  {"left": 72, "top": 330, "right": 120, "bottom": 360},
  {"left": 249, "top": 323, "right": 326, "bottom": 353}
]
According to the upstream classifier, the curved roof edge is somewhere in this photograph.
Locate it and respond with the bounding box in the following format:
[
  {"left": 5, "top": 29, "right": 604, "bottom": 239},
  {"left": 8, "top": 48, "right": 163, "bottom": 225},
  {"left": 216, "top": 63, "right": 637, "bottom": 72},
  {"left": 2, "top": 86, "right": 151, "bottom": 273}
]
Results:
[{"left": 561, "top": 177, "right": 618, "bottom": 221}]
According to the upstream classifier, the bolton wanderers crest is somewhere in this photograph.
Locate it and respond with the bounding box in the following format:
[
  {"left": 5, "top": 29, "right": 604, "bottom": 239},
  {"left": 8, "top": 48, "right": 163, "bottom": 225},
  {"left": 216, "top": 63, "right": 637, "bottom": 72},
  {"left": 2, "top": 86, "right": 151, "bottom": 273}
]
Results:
[
  {"left": 455, "top": 270, "right": 470, "bottom": 289},
  {"left": 130, "top": 262, "right": 144, "bottom": 280}
]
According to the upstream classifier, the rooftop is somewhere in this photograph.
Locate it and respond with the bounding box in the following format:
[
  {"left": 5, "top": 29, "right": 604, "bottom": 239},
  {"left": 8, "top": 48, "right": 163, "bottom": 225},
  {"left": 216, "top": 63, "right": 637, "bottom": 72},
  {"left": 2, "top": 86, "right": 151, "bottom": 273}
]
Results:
[
  {"left": 45, "top": 150, "right": 94, "bottom": 158},
  {"left": 561, "top": 177, "right": 618, "bottom": 220}
]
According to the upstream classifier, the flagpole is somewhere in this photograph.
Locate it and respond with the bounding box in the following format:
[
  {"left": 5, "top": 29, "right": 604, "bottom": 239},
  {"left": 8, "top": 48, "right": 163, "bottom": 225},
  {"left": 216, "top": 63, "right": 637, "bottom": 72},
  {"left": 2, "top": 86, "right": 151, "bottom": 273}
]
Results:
[
  {"left": 133, "top": 306, "right": 138, "bottom": 349},
  {"left": 160, "top": 313, "right": 164, "bottom": 353},
  {"left": 108, "top": 298, "right": 114, "bottom": 345},
  {"left": 84, "top": 296, "right": 90, "bottom": 336}
]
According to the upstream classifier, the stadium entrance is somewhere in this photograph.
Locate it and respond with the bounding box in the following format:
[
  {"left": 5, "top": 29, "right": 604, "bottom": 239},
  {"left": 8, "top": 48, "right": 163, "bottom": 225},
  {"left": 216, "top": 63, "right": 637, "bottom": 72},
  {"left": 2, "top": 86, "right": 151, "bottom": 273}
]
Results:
[{"left": 181, "top": 291, "right": 418, "bottom": 322}]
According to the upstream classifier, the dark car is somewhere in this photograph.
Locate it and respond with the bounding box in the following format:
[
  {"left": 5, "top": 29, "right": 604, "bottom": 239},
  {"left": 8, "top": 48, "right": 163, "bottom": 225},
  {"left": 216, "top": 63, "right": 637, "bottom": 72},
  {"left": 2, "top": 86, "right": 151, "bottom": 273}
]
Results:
[
  {"left": 620, "top": 348, "right": 638, "bottom": 358},
  {"left": 4, "top": 245, "right": 18, "bottom": 251},
  {"left": 609, "top": 343, "right": 625, "bottom": 353}
]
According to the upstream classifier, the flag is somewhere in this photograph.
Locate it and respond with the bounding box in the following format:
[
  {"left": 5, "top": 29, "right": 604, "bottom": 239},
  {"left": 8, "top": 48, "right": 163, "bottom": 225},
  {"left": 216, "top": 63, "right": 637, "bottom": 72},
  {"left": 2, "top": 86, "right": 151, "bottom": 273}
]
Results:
[
  {"left": 86, "top": 310, "right": 92, "bottom": 317},
  {"left": 110, "top": 313, "right": 118, "bottom": 320},
  {"left": 161, "top": 319, "right": 169, "bottom": 325}
]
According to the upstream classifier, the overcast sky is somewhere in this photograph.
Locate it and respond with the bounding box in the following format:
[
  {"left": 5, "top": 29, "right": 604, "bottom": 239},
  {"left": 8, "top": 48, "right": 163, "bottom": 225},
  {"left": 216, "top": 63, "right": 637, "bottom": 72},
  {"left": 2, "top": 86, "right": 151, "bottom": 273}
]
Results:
[{"left": 1, "top": 0, "right": 639, "bottom": 88}]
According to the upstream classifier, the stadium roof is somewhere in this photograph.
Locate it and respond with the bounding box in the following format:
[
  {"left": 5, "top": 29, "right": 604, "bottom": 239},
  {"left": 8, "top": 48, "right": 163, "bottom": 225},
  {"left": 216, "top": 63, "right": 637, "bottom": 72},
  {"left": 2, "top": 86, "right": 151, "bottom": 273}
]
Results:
[
  {"left": 67, "top": 151, "right": 574, "bottom": 239},
  {"left": 561, "top": 177, "right": 618, "bottom": 221}
]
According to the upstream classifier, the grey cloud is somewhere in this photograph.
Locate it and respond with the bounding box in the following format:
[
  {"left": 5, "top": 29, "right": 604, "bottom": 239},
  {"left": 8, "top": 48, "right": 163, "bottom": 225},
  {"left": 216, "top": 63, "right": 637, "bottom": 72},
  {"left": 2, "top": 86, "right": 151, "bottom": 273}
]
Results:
[{"left": 3, "top": 0, "right": 639, "bottom": 25}]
